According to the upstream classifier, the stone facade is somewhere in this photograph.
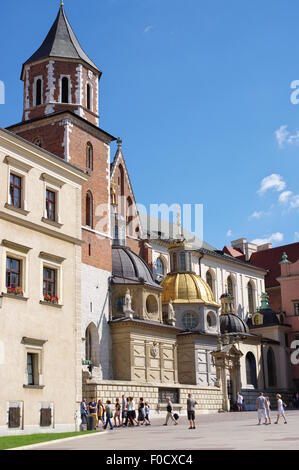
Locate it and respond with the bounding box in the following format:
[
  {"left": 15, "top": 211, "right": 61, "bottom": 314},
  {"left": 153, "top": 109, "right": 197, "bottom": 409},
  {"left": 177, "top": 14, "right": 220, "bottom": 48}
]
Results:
[
  {"left": 0, "top": 128, "right": 86, "bottom": 435},
  {"left": 83, "top": 379, "right": 223, "bottom": 417}
]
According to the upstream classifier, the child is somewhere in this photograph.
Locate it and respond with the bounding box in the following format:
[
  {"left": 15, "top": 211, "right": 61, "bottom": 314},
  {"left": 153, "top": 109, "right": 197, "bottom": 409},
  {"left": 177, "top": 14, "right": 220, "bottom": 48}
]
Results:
[
  {"left": 145, "top": 402, "right": 151, "bottom": 426},
  {"left": 275, "top": 394, "right": 287, "bottom": 424},
  {"left": 265, "top": 397, "right": 271, "bottom": 425}
]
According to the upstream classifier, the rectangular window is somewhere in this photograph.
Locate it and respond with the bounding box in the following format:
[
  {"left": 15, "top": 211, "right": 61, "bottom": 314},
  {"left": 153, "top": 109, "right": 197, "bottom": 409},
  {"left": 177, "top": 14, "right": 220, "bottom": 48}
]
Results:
[
  {"left": 10, "top": 173, "right": 22, "bottom": 208},
  {"left": 27, "top": 353, "right": 35, "bottom": 385},
  {"left": 46, "top": 189, "right": 56, "bottom": 222},
  {"left": 294, "top": 303, "right": 299, "bottom": 316},
  {"left": 6, "top": 257, "right": 21, "bottom": 288},
  {"left": 43, "top": 267, "right": 56, "bottom": 298}
]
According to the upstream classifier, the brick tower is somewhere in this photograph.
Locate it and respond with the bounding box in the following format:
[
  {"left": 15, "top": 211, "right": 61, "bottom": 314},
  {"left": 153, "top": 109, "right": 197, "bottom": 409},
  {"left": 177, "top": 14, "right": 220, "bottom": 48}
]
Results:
[
  {"left": 8, "top": 2, "right": 116, "bottom": 379},
  {"left": 21, "top": 1, "right": 101, "bottom": 126}
]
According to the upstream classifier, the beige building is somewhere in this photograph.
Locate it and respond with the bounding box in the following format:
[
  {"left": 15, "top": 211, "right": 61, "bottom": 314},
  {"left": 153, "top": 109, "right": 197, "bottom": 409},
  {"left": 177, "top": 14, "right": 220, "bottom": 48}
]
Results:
[{"left": 0, "top": 128, "right": 87, "bottom": 435}]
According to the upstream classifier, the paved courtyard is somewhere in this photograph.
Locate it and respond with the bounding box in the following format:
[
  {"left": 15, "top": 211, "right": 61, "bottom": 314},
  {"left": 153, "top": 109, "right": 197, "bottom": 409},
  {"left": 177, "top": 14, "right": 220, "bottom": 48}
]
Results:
[{"left": 31, "top": 411, "right": 299, "bottom": 451}]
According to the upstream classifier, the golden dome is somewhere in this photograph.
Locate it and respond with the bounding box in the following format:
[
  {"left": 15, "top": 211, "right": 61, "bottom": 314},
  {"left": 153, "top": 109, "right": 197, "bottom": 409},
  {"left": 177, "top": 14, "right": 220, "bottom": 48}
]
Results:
[{"left": 161, "top": 272, "right": 220, "bottom": 306}]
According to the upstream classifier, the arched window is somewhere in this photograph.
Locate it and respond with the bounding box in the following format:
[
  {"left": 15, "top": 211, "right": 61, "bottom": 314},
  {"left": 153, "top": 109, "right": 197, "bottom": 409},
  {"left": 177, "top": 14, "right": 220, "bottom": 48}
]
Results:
[
  {"left": 87, "top": 84, "right": 92, "bottom": 110},
  {"left": 227, "top": 275, "right": 234, "bottom": 296},
  {"left": 61, "top": 77, "right": 69, "bottom": 103},
  {"left": 156, "top": 257, "right": 165, "bottom": 276},
  {"left": 86, "top": 143, "right": 93, "bottom": 171},
  {"left": 172, "top": 253, "right": 177, "bottom": 272},
  {"left": 267, "top": 348, "right": 277, "bottom": 387},
  {"left": 36, "top": 79, "right": 42, "bottom": 106},
  {"left": 206, "top": 271, "right": 213, "bottom": 294},
  {"left": 179, "top": 252, "right": 186, "bottom": 271},
  {"left": 248, "top": 282, "right": 255, "bottom": 315},
  {"left": 85, "top": 323, "right": 99, "bottom": 366},
  {"left": 245, "top": 352, "right": 257, "bottom": 388},
  {"left": 86, "top": 191, "right": 93, "bottom": 228}
]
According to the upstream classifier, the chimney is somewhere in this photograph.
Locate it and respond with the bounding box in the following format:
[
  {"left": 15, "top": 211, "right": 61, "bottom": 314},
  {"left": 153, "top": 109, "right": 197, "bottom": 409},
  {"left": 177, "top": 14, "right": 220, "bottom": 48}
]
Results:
[{"left": 231, "top": 238, "right": 258, "bottom": 261}]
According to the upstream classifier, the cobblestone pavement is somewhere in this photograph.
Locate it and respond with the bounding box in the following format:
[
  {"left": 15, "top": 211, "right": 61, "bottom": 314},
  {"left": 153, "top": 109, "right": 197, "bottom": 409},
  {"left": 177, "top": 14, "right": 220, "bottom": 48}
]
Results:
[{"left": 32, "top": 411, "right": 299, "bottom": 451}]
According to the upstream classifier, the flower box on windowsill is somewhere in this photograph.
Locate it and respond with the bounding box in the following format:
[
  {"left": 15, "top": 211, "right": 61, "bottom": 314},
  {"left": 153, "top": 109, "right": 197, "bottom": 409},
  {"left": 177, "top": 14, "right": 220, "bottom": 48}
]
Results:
[
  {"left": 44, "top": 294, "right": 59, "bottom": 304},
  {"left": 7, "top": 287, "right": 24, "bottom": 296},
  {"left": 2, "top": 292, "right": 28, "bottom": 302}
]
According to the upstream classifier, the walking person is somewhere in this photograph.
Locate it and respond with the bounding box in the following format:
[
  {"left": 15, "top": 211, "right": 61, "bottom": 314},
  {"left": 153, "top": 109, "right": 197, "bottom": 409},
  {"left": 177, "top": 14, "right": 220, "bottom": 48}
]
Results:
[
  {"left": 130, "top": 397, "right": 139, "bottom": 426},
  {"left": 125, "top": 397, "right": 131, "bottom": 427},
  {"left": 275, "top": 394, "right": 287, "bottom": 424},
  {"left": 104, "top": 400, "right": 114, "bottom": 430},
  {"left": 121, "top": 395, "right": 127, "bottom": 426},
  {"left": 256, "top": 392, "right": 268, "bottom": 425},
  {"left": 265, "top": 397, "right": 271, "bottom": 425},
  {"left": 237, "top": 392, "right": 244, "bottom": 412},
  {"left": 138, "top": 397, "right": 146, "bottom": 425},
  {"left": 145, "top": 402, "right": 151, "bottom": 426},
  {"left": 114, "top": 398, "right": 121, "bottom": 428},
  {"left": 187, "top": 393, "right": 197, "bottom": 430},
  {"left": 89, "top": 398, "right": 98, "bottom": 430},
  {"left": 163, "top": 397, "right": 178, "bottom": 426},
  {"left": 80, "top": 399, "right": 88, "bottom": 429},
  {"left": 97, "top": 399, "right": 105, "bottom": 428}
]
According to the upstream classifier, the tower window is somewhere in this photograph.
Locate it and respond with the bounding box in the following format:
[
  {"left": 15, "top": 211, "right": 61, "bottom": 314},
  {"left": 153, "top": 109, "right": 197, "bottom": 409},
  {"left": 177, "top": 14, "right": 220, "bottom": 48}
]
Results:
[
  {"left": 87, "top": 84, "right": 92, "bottom": 110},
  {"left": 61, "top": 77, "right": 69, "bottom": 103},
  {"left": 86, "top": 191, "right": 93, "bottom": 228},
  {"left": 36, "top": 79, "right": 42, "bottom": 106},
  {"left": 86, "top": 143, "right": 93, "bottom": 171}
]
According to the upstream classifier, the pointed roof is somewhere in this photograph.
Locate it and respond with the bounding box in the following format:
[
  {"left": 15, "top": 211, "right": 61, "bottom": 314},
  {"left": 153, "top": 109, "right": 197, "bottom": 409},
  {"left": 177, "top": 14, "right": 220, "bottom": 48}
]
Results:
[{"left": 21, "top": 4, "right": 100, "bottom": 78}]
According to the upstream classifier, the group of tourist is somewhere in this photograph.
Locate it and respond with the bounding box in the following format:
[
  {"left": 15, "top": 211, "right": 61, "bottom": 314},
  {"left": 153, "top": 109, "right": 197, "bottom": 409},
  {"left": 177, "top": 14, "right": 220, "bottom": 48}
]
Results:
[
  {"left": 80, "top": 396, "right": 151, "bottom": 431},
  {"left": 236, "top": 391, "right": 288, "bottom": 425},
  {"left": 81, "top": 391, "right": 290, "bottom": 431}
]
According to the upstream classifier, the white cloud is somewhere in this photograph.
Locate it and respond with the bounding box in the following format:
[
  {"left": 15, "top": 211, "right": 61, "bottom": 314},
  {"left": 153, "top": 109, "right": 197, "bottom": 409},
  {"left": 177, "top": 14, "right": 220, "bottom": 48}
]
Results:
[
  {"left": 249, "top": 211, "right": 263, "bottom": 220},
  {"left": 275, "top": 125, "right": 289, "bottom": 148},
  {"left": 226, "top": 229, "right": 232, "bottom": 237},
  {"left": 275, "top": 125, "right": 299, "bottom": 148},
  {"left": 143, "top": 25, "right": 153, "bottom": 34},
  {"left": 290, "top": 194, "right": 299, "bottom": 209},
  {"left": 251, "top": 232, "right": 284, "bottom": 246},
  {"left": 279, "top": 190, "right": 293, "bottom": 204},
  {"left": 258, "top": 174, "right": 286, "bottom": 195}
]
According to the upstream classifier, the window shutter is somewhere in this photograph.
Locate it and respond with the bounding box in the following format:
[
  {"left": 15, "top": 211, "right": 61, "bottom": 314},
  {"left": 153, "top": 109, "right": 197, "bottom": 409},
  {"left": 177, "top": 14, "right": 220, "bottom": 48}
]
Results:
[
  {"left": 40, "top": 408, "right": 52, "bottom": 427},
  {"left": 9, "top": 407, "right": 21, "bottom": 428}
]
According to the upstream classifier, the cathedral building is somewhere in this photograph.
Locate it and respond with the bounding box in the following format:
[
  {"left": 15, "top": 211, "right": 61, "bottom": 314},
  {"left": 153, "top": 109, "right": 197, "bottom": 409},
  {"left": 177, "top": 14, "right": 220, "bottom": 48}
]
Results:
[{"left": 1, "top": 3, "right": 295, "bottom": 433}]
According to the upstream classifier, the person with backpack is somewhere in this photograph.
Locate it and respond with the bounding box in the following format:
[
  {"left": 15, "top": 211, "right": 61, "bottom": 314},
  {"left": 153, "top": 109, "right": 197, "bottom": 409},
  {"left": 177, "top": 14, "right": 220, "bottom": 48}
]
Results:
[
  {"left": 163, "top": 397, "right": 178, "bottom": 426},
  {"left": 104, "top": 400, "right": 114, "bottom": 430},
  {"left": 138, "top": 397, "right": 146, "bottom": 425}
]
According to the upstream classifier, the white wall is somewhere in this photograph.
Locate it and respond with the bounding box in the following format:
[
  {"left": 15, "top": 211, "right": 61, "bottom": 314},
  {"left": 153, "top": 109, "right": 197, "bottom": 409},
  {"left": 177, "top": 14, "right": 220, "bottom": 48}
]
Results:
[{"left": 81, "top": 264, "right": 112, "bottom": 380}]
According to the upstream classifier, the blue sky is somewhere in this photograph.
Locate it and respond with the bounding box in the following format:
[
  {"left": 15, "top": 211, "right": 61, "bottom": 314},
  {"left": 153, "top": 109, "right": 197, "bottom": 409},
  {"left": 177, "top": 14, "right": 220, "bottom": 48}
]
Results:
[{"left": 0, "top": 0, "right": 298, "bottom": 249}]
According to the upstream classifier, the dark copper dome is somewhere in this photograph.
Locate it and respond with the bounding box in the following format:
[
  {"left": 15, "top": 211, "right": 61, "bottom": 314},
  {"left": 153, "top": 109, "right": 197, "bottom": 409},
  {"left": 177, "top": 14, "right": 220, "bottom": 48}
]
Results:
[
  {"left": 220, "top": 313, "right": 249, "bottom": 334},
  {"left": 112, "top": 246, "right": 160, "bottom": 289}
]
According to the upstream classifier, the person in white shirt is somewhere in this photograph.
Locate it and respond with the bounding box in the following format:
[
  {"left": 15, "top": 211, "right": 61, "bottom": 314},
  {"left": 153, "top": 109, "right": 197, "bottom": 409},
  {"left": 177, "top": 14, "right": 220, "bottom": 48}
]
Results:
[
  {"left": 275, "top": 394, "right": 287, "bottom": 424},
  {"left": 237, "top": 392, "right": 244, "bottom": 412}
]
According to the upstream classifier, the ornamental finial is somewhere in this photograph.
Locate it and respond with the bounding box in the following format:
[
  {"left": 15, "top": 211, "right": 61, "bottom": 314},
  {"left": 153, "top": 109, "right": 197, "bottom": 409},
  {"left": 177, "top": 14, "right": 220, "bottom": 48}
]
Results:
[{"left": 60, "top": 0, "right": 64, "bottom": 8}]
